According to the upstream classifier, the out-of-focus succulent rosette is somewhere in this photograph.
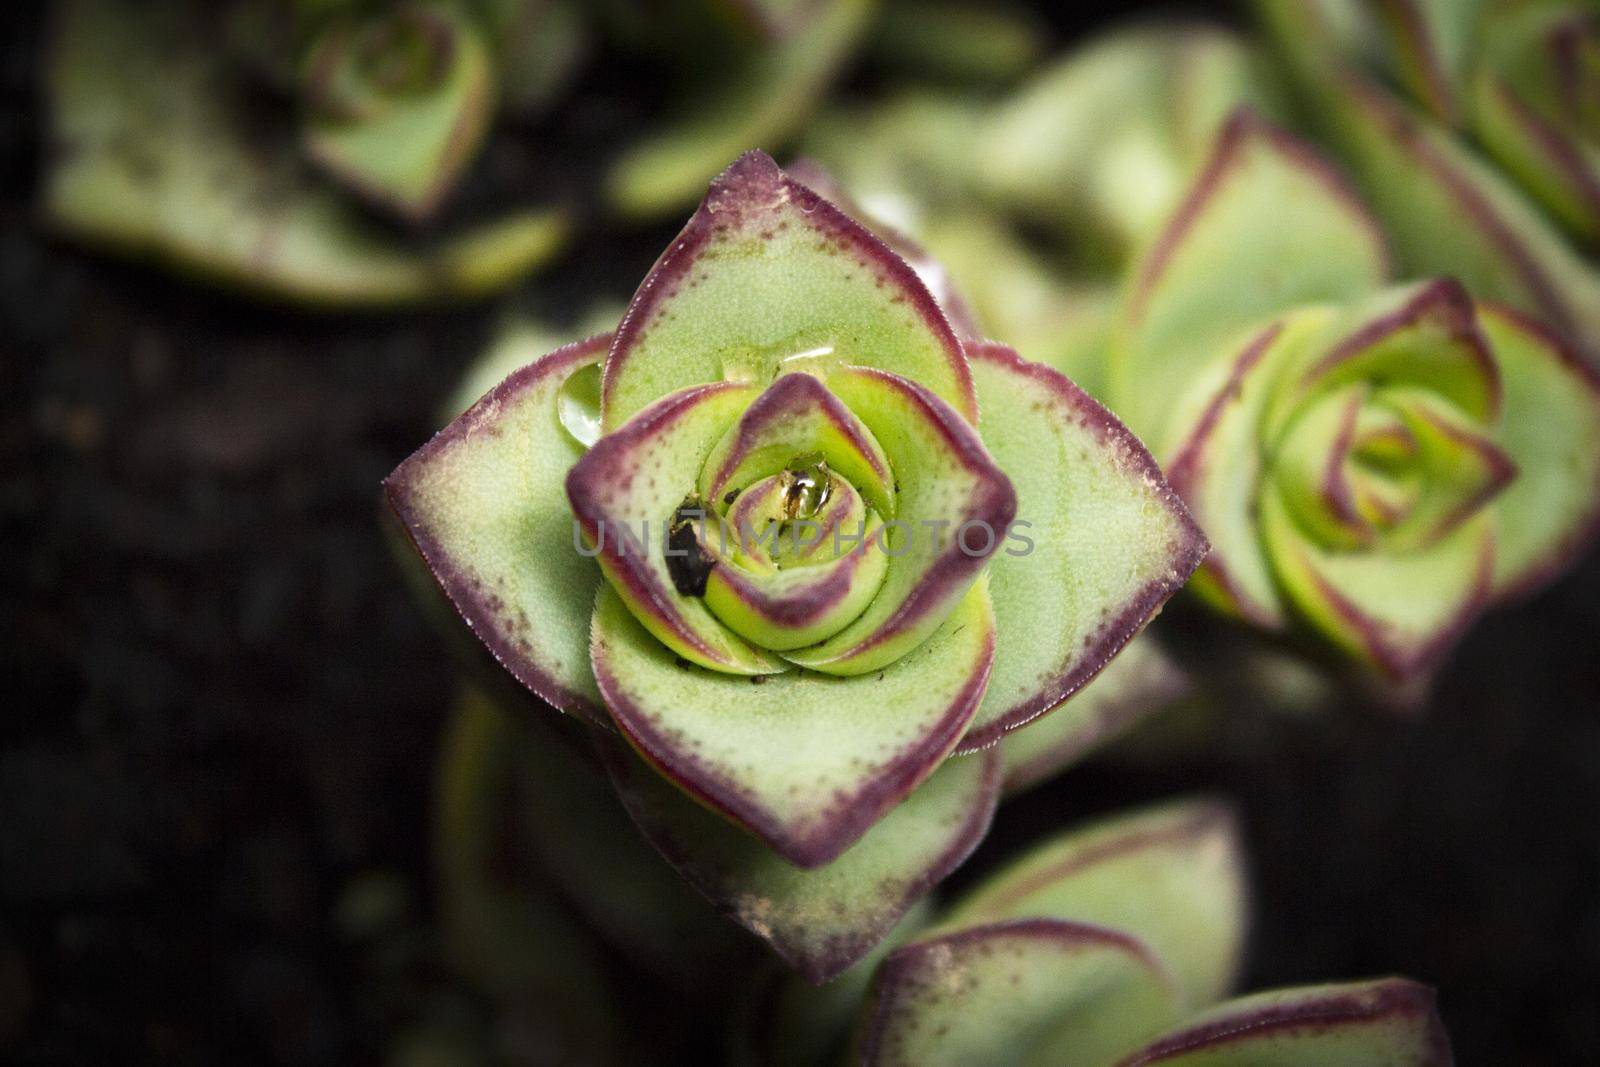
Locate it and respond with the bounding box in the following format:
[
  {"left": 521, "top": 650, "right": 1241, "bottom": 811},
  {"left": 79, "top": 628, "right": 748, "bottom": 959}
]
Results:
[
  {"left": 1108, "top": 108, "right": 1600, "bottom": 686},
  {"left": 1253, "top": 0, "right": 1600, "bottom": 356},
  {"left": 736, "top": 800, "right": 1452, "bottom": 1066},
  {"left": 385, "top": 152, "right": 1207, "bottom": 982},
  {"left": 44, "top": 0, "right": 571, "bottom": 307}
]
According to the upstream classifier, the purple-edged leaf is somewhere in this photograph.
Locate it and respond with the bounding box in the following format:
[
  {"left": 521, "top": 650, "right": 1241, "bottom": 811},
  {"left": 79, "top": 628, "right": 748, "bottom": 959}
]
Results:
[
  {"left": 781, "top": 367, "right": 1017, "bottom": 677},
  {"left": 589, "top": 580, "right": 995, "bottom": 869},
  {"left": 957, "top": 342, "right": 1206, "bottom": 751},
  {"left": 1372, "top": 0, "right": 1475, "bottom": 125},
  {"left": 596, "top": 720, "right": 1000, "bottom": 984},
  {"left": 784, "top": 157, "right": 984, "bottom": 339},
  {"left": 1001, "top": 633, "right": 1193, "bottom": 796},
  {"left": 1116, "top": 977, "right": 1453, "bottom": 1065},
  {"left": 1315, "top": 68, "right": 1600, "bottom": 354},
  {"left": 1262, "top": 279, "right": 1501, "bottom": 441},
  {"left": 1480, "top": 304, "right": 1600, "bottom": 598},
  {"left": 384, "top": 335, "right": 612, "bottom": 723},
  {"left": 942, "top": 799, "right": 1248, "bottom": 1011},
  {"left": 699, "top": 369, "right": 895, "bottom": 518},
  {"left": 1259, "top": 489, "right": 1495, "bottom": 681},
  {"left": 600, "top": 151, "right": 975, "bottom": 432},
  {"left": 1110, "top": 109, "right": 1390, "bottom": 445},
  {"left": 854, "top": 920, "right": 1181, "bottom": 1067},
  {"left": 566, "top": 379, "right": 784, "bottom": 676}
]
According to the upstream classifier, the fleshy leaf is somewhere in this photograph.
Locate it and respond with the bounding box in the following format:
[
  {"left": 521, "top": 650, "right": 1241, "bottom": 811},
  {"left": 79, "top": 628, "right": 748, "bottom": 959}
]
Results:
[
  {"left": 1479, "top": 304, "right": 1600, "bottom": 596},
  {"left": 1001, "top": 633, "right": 1192, "bottom": 796},
  {"left": 384, "top": 335, "right": 612, "bottom": 722},
  {"left": 1313, "top": 68, "right": 1600, "bottom": 353},
  {"left": 453, "top": 687, "right": 757, "bottom": 999},
  {"left": 1259, "top": 489, "right": 1495, "bottom": 681},
  {"left": 589, "top": 580, "right": 996, "bottom": 868},
  {"left": 698, "top": 369, "right": 895, "bottom": 518},
  {"left": 566, "top": 380, "right": 785, "bottom": 676},
  {"left": 1152, "top": 315, "right": 1327, "bottom": 625},
  {"left": 854, "top": 920, "right": 1181, "bottom": 1067},
  {"left": 957, "top": 342, "right": 1207, "bottom": 750},
  {"left": 301, "top": 3, "right": 496, "bottom": 222},
  {"left": 1373, "top": 0, "right": 1479, "bottom": 125},
  {"left": 604, "top": 0, "right": 873, "bottom": 219},
  {"left": 600, "top": 151, "right": 975, "bottom": 431},
  {"left": 595, "top": 721, "right": 1000, "bottom": 983},
  {"left": 942, "top": 799, "right": 1248, "bottom": 1011},
  {"left": 1116, "top": 977, "right": 1453, "bottom": 1066},
  {"left": 1109, "top": 109, "right": 1390, "bottom": 445},
  {"left": 434, "top": 689, "right": 620, "bottom": 1058},
  {"left": 779, "top": 367, "right": 1016, "bottom": 676},
  {"left": 46, "top": 0, "right": 567, "bottom": 307}
]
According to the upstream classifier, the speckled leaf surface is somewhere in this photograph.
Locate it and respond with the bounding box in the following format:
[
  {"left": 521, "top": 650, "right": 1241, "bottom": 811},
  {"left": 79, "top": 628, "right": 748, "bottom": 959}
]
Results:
[
  {"left": 1116, "top": 978, "right": 1453, "bottom": 1066},
  {"left": 958, "top": 342, "right": 1205, "bottom": 751},
  {"left": 45, "top": 0, "right": 567, "bottom": 307},
  {"left": 595, "top": 719, "right": 1000, "bottom": 983},
  {"left": 855, "top": 920, "right": 1181, "bottom": 1067},
  {"left": 589, "top": 580, "right": 995, "bottom": 868},
  {"left": 942, "top": 799, "right": 1247, "bottom": 1011},
  {"left": 1109, "top": 110, "right": 1389, "bottom": 444},
  {"left": 600, "top": 151, "right": 974, "bottom": 431},
  {"left": 384, "top": 335, "right": 612, "bottom": 722}
]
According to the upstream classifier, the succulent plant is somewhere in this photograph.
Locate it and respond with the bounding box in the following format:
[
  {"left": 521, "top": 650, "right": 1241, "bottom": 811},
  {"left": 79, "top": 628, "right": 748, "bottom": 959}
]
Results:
[
  {"left": 1108, "top": 109, "right": 1600, "bottom": 683},
  {"left": 1254, "top": 0, "right": 1600, "bottom": 355},
  {"left": 385, "top": 151, "right": 1207, "bottom": 980},
  {"left": 738, "top": 800, "right": 1452, "bottom": 1066},
  {"left": 45, "top": 0, "right": 569, "bottom": 306}
]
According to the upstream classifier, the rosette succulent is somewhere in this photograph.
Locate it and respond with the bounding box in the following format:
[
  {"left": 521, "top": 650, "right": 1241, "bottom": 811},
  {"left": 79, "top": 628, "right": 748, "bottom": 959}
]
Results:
[
  {"left": 385, "top": 151, "right": 1206, "bottom": 979},
  {"left": 1255, "top": 0, "right": 1600, "bottom": 354},
  {"left": 738, "top": 800, "right": 1452, "bottom": 1066},
  {"left": 1109, "top": 109, "right": 1600, "bottom": 683}
]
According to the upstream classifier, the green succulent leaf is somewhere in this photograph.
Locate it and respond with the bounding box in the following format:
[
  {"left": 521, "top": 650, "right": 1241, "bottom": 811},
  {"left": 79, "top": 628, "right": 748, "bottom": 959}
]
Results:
[
  {"left": 566, "top": 379, "right": 784, "bottom": 676},
  {"left": 941, "top": 799, "right": 1248, "bottom": 1012},
  {"left": 384, "top": 335, "right": 612, "bottom": 721},
  {"left": 601, "top": 151, "right": 975, "bottom": 432},
  {"left": 434, "top": 689, "right": 621, "bottom": 1057},
  {"left": 778, "top": 366, "right": 1016, "bottom": 676},
  {"left": 1372, "top": 0, "right": 1482, "bottom": 126},
  {"left": 978, "top": 22, "right": 1284, "bottom": 258},
  {"left": 604, "top": 0, "right": 873, "bottom": 220},
  {"left": 46, "top": 0, "right": 566, "bottom": 307},
  {"left": 854, "top": 919, "right": 1182, "bottom": 1067},
  {"left": 1470, "top": 3, "right": 1600, "bottom": 243},
  {"left": 588, "top": 579, "right": 995, "bottom": 868},
  {"left": 1479, "top": 304, "right": 1600, "bottom": 595},
  {"left": 450, "top": 687, "right": 757, "bottom": 998},
  {"left": 480, "top": 0, "right": 589, "bottom": 119},
  {"left": 1265, "top": 21, "right": 1600, "bottom": 353},
  {"left": 958, "top": 342, "right": 1206, "bottom": 751},
  {"left": 1000, "top": 633, "right": 1192, "bottom": 796},
  {"left": 302, "top": 2, "right": 497, "bottom": 221},
  {"left": 595, "top": 715, "right": 1000, "bottom": 983},
  {"left": 1110, "top": 109, "right": 1390, "bottom": 445},
  {"left": 867, "top": 0, "right": 1047, "bottom": 84},
  {"left": 1116, "top": 977, "right": 1453, "bottom": 1066}
]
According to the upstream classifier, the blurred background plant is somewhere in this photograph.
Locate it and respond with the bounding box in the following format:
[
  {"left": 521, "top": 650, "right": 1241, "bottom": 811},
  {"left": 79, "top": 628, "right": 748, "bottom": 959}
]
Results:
[{"left": 7, "top": 0, "right": 1600, "bottom": 1063}]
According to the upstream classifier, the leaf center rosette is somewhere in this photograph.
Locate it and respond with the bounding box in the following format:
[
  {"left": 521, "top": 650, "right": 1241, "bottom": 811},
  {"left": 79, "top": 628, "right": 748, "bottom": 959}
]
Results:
[
  {"left": 385, "top": 152, "right": 1205, "bottom": 981},
  {"left": 1112, "top": 112, "right": 1600, "bottom": 684}
]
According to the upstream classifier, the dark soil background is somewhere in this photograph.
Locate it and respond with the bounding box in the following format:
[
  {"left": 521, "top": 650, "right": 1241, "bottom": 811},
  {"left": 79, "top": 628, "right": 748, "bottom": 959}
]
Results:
[{"left": 4, "top": 2, "right": 1598, "bottom": 1063}]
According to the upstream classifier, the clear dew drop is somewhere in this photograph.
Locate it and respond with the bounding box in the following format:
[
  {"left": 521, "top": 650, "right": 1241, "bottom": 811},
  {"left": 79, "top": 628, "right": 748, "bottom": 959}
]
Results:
[{"left": 557, "top": 362, "right": 603, "bottom": 449}]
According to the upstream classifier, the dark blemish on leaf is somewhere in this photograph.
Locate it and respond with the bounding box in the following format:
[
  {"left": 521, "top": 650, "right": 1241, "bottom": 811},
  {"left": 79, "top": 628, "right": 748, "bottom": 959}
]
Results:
[
  {"left": 675, "top": 657, "right": 691, "bottom": 669},
  {"left": 750, "top": 674, "right": 766, "bottom": 685},
  {"left": 666, "top": 495, "right": 715, "bottom": 597},
  {"left": 724, "top": 488, "right": 740, "bottom": 506}
]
